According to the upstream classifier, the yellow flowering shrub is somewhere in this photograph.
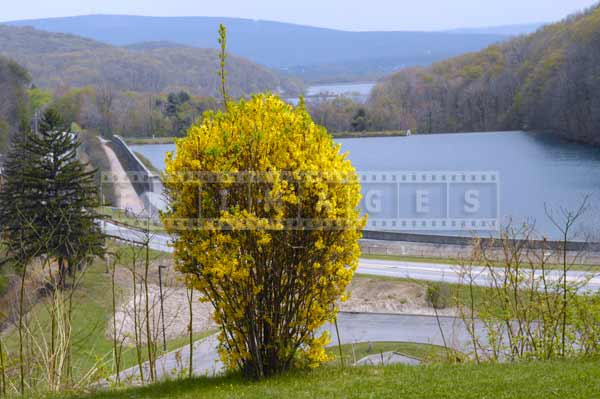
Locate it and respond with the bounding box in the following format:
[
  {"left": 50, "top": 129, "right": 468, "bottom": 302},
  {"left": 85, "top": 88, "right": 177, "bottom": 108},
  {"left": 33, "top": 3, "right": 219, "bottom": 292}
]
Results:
[{"left": 162, "top": 94, "right": 365, "bottom": 378}]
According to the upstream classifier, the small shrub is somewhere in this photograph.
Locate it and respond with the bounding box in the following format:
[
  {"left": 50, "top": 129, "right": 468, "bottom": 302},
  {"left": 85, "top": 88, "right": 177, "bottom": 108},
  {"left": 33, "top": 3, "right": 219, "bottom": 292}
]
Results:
[{"left": 427, "top": 283, "right": 451, "bottom": 309}]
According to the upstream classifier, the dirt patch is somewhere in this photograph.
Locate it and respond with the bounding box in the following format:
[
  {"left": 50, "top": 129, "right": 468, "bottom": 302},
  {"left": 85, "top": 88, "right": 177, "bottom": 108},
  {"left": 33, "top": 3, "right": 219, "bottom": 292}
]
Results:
[
  {"left": 341, "top": 277, "right": 456, "bottom": 316},
  {"left": 110, "top": 283, "right": 215, "bottom": 345}
]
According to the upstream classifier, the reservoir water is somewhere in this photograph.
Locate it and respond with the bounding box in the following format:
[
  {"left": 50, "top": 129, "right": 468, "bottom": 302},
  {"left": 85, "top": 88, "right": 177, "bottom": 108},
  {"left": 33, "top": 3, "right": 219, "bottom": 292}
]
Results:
[
  {"left": 131, "top": 131, "right": 600, "bottom": 239},
  {"left": 287, "top": 82, "right": 376, "bottom": 105},
  {"left": 306, "top": 82, "right": 375, "bottom": 97}
]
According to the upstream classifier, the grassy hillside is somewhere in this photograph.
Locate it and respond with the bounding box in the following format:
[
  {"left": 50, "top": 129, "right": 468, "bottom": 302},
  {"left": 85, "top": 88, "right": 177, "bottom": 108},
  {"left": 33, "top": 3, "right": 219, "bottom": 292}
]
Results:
[
  {"left": 0, "top": 25, "right": 301, "bottom": 97},
  {"left": 370, "top": 4, "right": 600, "bottom": 144},
  {"left": 62, "top": 359, "right": 600, "bottom": 399},
  {"left": 0, "top": 241, "right": 210, "bottom": 388},
  {"left": 5, "top": 15, "right": 507, "bottom": 82}
]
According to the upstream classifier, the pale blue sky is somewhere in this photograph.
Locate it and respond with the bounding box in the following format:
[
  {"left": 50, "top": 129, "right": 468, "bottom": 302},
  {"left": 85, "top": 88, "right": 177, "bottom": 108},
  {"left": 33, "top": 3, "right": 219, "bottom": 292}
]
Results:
[{"left": 1, "top": 0, "right": 598, "bottom": 31}]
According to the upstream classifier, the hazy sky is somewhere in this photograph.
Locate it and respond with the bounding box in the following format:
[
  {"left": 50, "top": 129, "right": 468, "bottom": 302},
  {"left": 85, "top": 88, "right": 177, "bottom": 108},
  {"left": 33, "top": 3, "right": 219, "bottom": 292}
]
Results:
[{"left": 1, "top": 0, "right": 598, "bottom": 30}]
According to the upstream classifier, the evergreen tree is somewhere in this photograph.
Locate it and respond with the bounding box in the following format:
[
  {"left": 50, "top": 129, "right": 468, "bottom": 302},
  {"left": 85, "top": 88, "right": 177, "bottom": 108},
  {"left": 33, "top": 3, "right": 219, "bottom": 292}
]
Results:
[
  {"left": 0, "top": 129, "right": 39, "bottom": 261},
  {"left": 351, "top": 108, "right": 370, "bottom": 132},
  {"left": 0, "top": 108, "right": 105, "bottom": 285}
]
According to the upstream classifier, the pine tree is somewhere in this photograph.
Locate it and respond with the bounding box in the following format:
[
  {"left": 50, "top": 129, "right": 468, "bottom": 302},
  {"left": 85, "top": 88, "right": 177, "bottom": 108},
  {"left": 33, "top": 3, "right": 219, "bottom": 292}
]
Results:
[
  {"left": 0, "top": 130, "right": 39, "bottom": 261},
  {"left": 0, "top": 108, "right": 105, "bottom": 286}
]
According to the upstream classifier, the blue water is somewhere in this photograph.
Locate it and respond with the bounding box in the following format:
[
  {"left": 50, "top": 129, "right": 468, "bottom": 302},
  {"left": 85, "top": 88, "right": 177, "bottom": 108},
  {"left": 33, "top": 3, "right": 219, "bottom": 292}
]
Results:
[
  {"left": 287, "top": 82, "right": 376, "bottom": 105},
  {"left": 306, "top": 82, "right": 375, "bottom": 97},
  {"left": 131, "top": 131, "right": 600, "bottom": 238}
]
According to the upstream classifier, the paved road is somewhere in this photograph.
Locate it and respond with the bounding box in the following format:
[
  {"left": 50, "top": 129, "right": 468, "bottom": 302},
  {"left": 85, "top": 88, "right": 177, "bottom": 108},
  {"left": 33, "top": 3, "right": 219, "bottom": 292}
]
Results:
[
  {"left": 104, "top": 221, "right": 172, "bottom": 253},
  {"left": 104, "top": 222, "right": 600, "bottom": 290},
  {"left": 358, "top": 258, "right": 600, "bottom": 291},
  {"left": 325, "top": 312, "right": 477, "bottom": 349},
  {"left": 114, "top": 312, "right": 480, "bottom": 383},
  {"left": 115, "top": 334, "right": 223, "bottom": 384}
]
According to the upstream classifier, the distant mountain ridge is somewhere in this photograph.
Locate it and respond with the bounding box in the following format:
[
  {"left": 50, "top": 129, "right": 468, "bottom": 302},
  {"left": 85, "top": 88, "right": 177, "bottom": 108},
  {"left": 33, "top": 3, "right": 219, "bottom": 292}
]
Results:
[
  {"left": 445, "top": 23, "right": 545, "bottom": 36},
  {"left": 4, "top": 15, "right": 508, "bottom": 82},
  {"left": 124, "top": 41, "right": 188, "bottom": 51},
  {"left": 0, "top": 25, "right": 301, "bottom": 97}
]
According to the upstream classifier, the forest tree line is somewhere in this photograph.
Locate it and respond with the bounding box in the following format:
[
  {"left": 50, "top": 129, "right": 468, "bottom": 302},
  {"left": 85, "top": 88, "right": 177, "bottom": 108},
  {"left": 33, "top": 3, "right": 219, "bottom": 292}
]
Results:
[
  {"left": 310, "top": 4, "right": 600, "bottom": 142},
  {"left": 49, "top": 86, "right": 218, "bottom": 138},
  {"left": 0, "top": 57, "right": 30, "bottom": 152},
  {"left": 363, "top": 4, "right": 600, "bottom": 143},
  {"left": 1, "top": 52, "right": 222, "bottom": 151},
  {"left": 2, "top": 58, "right": 364, "bottom": 143}
]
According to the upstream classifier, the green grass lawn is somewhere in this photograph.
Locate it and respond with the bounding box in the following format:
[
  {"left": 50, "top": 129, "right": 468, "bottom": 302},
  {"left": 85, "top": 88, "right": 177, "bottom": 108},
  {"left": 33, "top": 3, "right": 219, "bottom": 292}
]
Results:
[
  {"left": 2, "top": 258, "right": 120, "bottom": 378},
  {"left": 100, "top": 208, "right": 165, "bottom": 232},
  {"left": 362, "top": 253, "right": 469, "bottom": 266},
  {"left": 0, "top": 243, "right": 210, "bottom": 389},
  {"left": 326, "top": 341, "right": 452, "bottom": 366},
  {"left": 58, "top": 359, "right": 600, "bottom": 399}
]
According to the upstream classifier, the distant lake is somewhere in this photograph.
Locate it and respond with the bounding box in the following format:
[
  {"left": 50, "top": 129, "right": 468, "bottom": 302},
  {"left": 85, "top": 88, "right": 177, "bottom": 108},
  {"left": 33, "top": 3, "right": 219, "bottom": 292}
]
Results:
[
  {"left": 287, "top": 82, "right": 376, "bottom": 105},
  {"left": 131, "top": 131, "right": 600, "bottom": 238},
  {"left": 307, "top": 82, "right": 375, "bottom": 98}
]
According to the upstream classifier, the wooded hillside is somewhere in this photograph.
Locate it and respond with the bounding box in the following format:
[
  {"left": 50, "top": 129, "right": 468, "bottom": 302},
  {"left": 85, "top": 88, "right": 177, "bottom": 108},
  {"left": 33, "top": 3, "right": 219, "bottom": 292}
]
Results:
[
  {"left": 5, "top": 15, "right": 507, "bottom": 83},
  {"left": 0, "top": 26, "right": 301, "bottom": 97},
  {"left": 0, "top": 56, "right": 29, "bottom": 152},
  {"left": 370, "top": 4, "right": 600, "bottom": 144}
]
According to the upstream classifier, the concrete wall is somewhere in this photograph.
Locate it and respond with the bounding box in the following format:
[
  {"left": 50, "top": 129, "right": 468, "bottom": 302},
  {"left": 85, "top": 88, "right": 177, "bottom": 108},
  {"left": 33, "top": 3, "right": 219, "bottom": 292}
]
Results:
[
  {"left": 361, "top": 238, "right": 474, "bottom": 259},
  {"left": 362, "top": 230, "right": 599, "bottom": 252},
  {"left": 110, "top": 135, "right": 160, "bottom": 195}
]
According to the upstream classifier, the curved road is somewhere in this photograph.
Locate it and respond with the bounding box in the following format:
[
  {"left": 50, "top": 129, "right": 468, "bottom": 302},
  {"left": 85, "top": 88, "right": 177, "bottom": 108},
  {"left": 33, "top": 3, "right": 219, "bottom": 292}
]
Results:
[{"left": 115, "top": 312, "right": 479, "bottom": 383}]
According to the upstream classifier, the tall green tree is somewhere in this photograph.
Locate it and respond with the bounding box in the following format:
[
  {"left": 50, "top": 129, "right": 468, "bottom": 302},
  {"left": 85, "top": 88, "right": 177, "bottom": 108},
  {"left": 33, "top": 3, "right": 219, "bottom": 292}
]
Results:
[{"left": 0, "top": 108, "right": 105, "bottom": 285}]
